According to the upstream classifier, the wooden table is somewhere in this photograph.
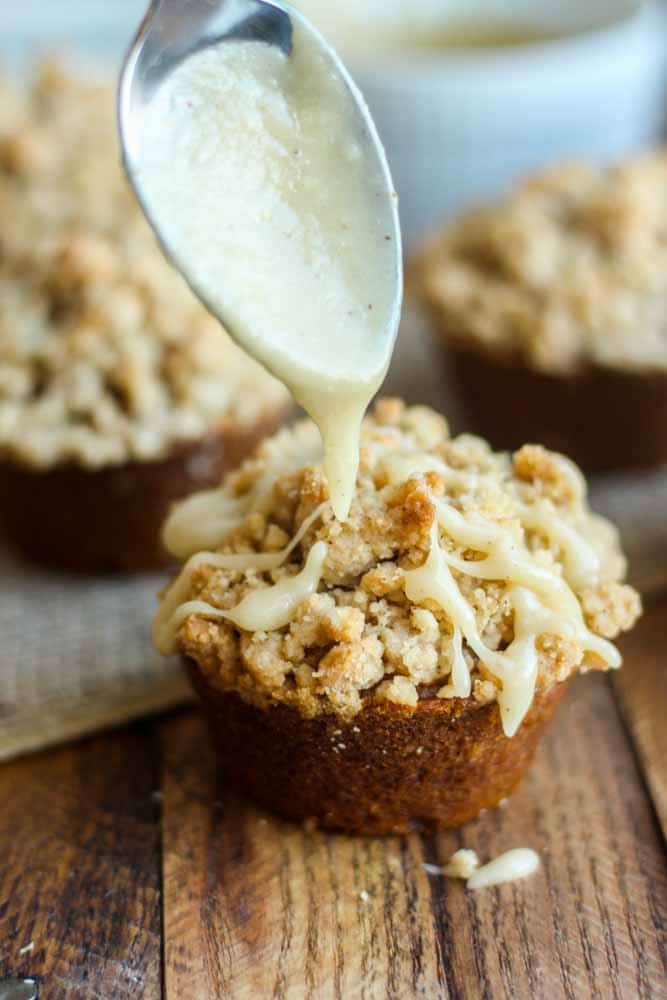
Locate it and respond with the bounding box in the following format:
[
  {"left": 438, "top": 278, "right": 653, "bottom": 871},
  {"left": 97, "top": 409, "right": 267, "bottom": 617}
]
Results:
[{"left": 0, "top": 598, "right": 665, "bottom": 1000}]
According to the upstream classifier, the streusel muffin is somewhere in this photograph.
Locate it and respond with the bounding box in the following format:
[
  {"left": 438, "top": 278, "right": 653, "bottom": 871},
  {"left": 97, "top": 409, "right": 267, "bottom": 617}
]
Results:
[
  {"left": 0, "top": 64, "right": 290, "bottom": 571},
  {"left": 411, "top": 154, "right": 667, "bottom": 472},
  {"left": 153, "top": 399, "right": 641, "bottom": 834}
]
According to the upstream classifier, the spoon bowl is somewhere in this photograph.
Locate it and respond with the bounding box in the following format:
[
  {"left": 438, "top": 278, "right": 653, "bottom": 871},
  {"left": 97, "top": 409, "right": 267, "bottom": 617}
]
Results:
[
  {"left": 118, "top": 0, "right": 402, "bottom": 341},
  {"left": 119, "top": 0, "right": 293, "bottom": 164},
  {"left": 118, "top": 0, "right": 403, "bottom": 521}
]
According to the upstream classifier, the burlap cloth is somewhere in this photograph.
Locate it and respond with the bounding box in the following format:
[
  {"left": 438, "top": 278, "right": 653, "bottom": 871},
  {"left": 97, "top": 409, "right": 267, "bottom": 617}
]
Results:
[{"left": 1, "top": 310, "right": 665, "bottom": 762}]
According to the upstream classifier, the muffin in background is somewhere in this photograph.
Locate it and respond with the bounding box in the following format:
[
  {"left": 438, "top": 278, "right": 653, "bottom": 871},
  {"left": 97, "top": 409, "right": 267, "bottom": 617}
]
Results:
[
  {"left": 411, "top": 153, "right": 667, "bottom": 473},
  {"left": 0, "top": 64, "right": 290, "bottom": 572},
  {"left": 153, "top": 399, "right": 640, "bottom": 834}
]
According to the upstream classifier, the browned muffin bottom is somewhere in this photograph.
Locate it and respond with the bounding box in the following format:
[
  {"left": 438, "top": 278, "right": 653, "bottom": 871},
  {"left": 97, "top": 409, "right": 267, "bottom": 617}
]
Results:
[
  {"left": 187, "top": 658, "right": 568, "bottom": 835},
  {"left": 0, "top": 411, "right": 286, "bottom": 572},
  {"left": 412, "top": 155, "right": 667, "bottom": 472}
]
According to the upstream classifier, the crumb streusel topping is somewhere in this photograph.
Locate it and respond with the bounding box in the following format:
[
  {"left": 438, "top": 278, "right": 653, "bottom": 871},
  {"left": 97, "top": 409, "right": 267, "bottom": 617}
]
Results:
[
  {"left": 154, "top": 399, "right": 641, "bottom": 734},
  {"left": 412, "top": 154, "right": 667, "bottom": 374},
  {"left": 0, "top": 64, "right": 288, "bottom": 469}
]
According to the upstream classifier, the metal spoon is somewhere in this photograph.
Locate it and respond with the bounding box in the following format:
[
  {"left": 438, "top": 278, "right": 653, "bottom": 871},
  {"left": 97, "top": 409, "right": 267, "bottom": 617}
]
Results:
[
  {"left": 117, "top": 0, "right": 402, "bottom": 342},
  {"left": 119, "top": 0, "right": 295, "bottom": 166}
]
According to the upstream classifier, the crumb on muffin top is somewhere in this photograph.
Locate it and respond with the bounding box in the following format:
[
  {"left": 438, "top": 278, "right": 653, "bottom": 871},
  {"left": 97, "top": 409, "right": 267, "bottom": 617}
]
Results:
[
  {"left": 154, "top": 399, "right": 641, "bottom": 734},
  {"left": 0, "top": 63, "right": 288, "bottom": 469},
  {"left": 411, "top": 154, "right": 667, "bottom": 374}
]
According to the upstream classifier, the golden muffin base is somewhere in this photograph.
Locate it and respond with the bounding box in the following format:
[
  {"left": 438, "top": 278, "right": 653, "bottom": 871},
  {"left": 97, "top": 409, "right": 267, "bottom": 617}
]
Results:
[
  {"left": 186, "top": 657, "right": 569, "bottom": 835},
  {"left": 0, "top": 410, "right": 287, "bottom": 573},
  {"left": 446, "top": 342, "right": 667, "bottom": 474}
]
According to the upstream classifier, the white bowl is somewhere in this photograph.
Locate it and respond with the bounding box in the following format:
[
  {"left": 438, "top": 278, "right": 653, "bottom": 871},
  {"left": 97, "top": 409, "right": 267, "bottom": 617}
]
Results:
[{"left": 303, "top": 0, "right": 667, "bottom": 249}]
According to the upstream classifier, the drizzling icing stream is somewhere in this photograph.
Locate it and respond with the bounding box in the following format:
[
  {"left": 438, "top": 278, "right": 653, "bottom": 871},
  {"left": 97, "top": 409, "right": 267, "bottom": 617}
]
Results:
[{"left": 132, "top": 24, "right": 401, "bottom": 521}]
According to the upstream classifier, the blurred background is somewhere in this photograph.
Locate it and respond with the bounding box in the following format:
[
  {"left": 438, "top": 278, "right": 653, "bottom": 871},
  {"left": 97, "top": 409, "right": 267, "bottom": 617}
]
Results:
[{"left": 3, "top": 0, "right": 667, "bottom": 248}]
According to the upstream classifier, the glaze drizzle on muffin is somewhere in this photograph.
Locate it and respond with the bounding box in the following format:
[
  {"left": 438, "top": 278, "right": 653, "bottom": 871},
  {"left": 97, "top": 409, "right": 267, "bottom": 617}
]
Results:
[{"left": 154, "top": 400, "right": 640, "bottom": 736}]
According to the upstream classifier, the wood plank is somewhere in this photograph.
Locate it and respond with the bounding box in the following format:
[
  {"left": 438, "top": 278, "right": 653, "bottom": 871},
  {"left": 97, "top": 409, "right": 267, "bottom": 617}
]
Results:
[
  {"left": 612, "top": 597, "right": 667, "bottom": 840},
  {"left": 160, "top": 675, "right": 667, "bottom": 999},
  {"left": 425, "top": 674, "right": 667, "bottom": 1000},
  {"left": 0, "top": 724, "right": 162, "bottom": 999},
  {"left": 160, "top": 710, "right": 441, "bottom": 999}
]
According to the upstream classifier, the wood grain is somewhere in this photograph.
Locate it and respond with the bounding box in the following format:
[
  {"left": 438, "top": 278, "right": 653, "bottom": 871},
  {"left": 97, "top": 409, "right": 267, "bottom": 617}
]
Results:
[
  {"left": 424, "top": 674, "right": 667, "bottom": 1000},
  {"left": 0, "top": 600, "right": 663, "bottom": 998},
  {"left": 160, "top": 674, "right": 667, "bottom": 999},
  {"left": 612, "top": 598, "right": 667, "bottom": 840},
  {"left": 0, "top": 724, "right": 162, "bottom": 999},
  {"left": 160, "top": 710, "right": 441, "bottom": 999}
]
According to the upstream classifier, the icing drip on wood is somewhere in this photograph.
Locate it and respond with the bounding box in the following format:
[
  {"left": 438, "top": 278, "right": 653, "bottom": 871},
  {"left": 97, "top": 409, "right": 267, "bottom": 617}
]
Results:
[
  {"left": 466, "top": 848, "right": 541, "bottom": 890},
  {"left": 436, "top": 846, "right": 541, "bottom": 888}
]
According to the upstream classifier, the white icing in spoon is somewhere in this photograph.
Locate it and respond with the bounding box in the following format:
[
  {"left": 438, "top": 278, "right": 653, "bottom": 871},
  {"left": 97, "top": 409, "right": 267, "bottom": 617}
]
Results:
[{"left": 132, "top": 23, "right": 401, "bottom": 521}]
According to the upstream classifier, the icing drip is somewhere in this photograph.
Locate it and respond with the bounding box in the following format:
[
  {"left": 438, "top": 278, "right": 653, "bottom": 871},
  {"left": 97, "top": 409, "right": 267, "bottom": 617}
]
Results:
[
  {"left": 404, "top": 525, "right": 476, "bottom": 700},
  {"left": 381, "top": 450, "right": 603, "bottom": 592},
  {"left": 164, "top": 423, "right": 323, "bottom": 560},
  {"left": 466, "top": 848, "right": 540, "bottom": 890},
  {"left": 163, "top": 488, "right": 255, "bottom": 562},
  {"left": 436, "top": 846, "right": 541, "bottom": 888},
  {"left": 519, "top": 500, "right": 601, "bottom": 590},
  {"left": 381, "top": 450, "right": 495, "bottom": 494},
  {"left": 448, "top": 627, "right": 469, "bottom": 699},
  {"left": 155, "top": 540, "right": 327, "bottom": 655},
  {"left": 434, "top": 497, "right": 617, "bottom": 667},
  {"left": 405, "top": 494, "right": 619, "bottom": 737},
  {"left": 153, "top": 502, "right": 328, "bottom": 654}
]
